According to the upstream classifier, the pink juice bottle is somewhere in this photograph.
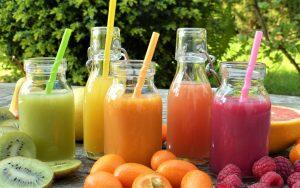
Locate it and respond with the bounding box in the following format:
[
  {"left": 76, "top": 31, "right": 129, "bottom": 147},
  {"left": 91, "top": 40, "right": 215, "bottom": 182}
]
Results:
[{"left": 210, "top": 62, "right": 271, "bottom": 177}]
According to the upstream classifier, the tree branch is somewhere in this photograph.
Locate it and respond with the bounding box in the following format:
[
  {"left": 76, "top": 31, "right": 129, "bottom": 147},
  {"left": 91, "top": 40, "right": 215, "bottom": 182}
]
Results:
[{"left": 252, "top": 0, "right": 300, "bottom": 74}]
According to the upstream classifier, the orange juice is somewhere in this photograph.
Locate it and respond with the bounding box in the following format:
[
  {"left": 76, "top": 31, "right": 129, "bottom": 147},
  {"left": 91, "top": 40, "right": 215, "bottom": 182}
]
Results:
[
  {"left": 104, "top": 94, "right": 162, "bottom": 166},
  {"left": 83, "top": 74, "right": 113, "bottom": 159},
  {"left": 167, "top": 83, "right": 212, "bottom": 162}
]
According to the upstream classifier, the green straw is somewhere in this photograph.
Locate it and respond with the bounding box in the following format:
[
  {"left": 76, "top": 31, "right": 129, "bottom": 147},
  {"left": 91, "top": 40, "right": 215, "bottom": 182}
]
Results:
[{"left": 45, "top": 28, "right": 73, "bottom": 94}]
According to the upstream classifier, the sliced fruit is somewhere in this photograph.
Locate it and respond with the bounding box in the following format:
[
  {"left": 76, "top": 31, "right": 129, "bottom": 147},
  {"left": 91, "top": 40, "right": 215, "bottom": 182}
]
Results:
[
  {"left": 9, "top": 77, "right": 26, "bottom": 118},
  {"left": 132, "top": 173, "right": 172, "bottom": 188},
  {"left": 46, "top": 159, "right": 81, "bottom": 178},
  {"left": 74, "top": 87, "right": 84, "bottom": 141},
  {"left": 90, "top": 154, "right": 125, "bottom": 174},
  {"left": 0, "top": 126, "right": 18, "bottom": 136},
  {"left": 0, "top": 131, "right": 36, "bottom": 160},
  {"left": 0, "top": 156, "right": 53, "bottom": 188},
  {"left": 0, "top": 107, "right": 16, "bottom": 122},
  {"left": 269, "top": 105, "right": 300, "bottom": 153},
  {"left": 0, "top": 119, "right": 19, "bottom": 128}
]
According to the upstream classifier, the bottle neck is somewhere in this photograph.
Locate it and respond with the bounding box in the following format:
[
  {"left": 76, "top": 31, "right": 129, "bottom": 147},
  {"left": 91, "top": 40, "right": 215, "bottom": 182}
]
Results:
[
  {"left": 26, "top": 72, "right": 66, "bottom": 83},
  {"left": 174, "top": 60, "right": 208, "bottom": 83}
]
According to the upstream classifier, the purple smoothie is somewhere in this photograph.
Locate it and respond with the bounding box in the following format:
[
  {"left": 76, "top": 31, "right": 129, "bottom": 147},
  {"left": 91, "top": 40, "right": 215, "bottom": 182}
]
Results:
[{"left": 210, "top": 98, "right": 271, "bottom": 177}]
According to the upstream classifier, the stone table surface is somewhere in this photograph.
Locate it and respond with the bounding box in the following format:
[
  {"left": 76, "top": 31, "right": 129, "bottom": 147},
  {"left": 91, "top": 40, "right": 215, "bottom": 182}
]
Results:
[{"left": 0, "top": 82, "right": 300, "bottom": 187}]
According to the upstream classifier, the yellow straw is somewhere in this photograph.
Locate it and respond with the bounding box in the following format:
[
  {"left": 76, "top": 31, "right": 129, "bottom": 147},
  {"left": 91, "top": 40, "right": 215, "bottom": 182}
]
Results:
[
  {"left": 133, "top": 32, "right": 160, "bottom": 97},
  {"left": 102, "top": 0, "right": 117, "bottom": 77}
]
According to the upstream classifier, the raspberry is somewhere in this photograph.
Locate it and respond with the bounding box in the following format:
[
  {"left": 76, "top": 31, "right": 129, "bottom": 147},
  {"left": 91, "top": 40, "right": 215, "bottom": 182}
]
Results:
[
  {"left": 217, "top": 164, "right": 242, "bottom": 182},
  {"left": 247, "top": 183, "right": 269, "bottom": 188},
  {"left": 215, "top": 183, "right": 230, "bottom": 188},
  {"left": 219, "top": 174, "right": 242, "bottom": 188},
  {"left": 295, "top": 161, "right": 300, "bottom": 172},
  {"left": 260, "top": 171, "right": 283, "bottom": 187},
  {"left": 288, "top": 172, "right": 300, "bottom": 188},
  {"left": 293, "top": 181, "right": 300, "bottom": 188},
  {"left": 274, "top": 156, "right": 293, "bottom": 181},
  {"left": 252, "top": 156, "right": 276, "bottom": 178}
]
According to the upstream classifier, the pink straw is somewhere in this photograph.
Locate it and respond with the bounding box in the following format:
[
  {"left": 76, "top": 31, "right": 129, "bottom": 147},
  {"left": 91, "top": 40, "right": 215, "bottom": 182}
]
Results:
[{"left": 240, "top": 31, "right": 263, "bottom": 102}]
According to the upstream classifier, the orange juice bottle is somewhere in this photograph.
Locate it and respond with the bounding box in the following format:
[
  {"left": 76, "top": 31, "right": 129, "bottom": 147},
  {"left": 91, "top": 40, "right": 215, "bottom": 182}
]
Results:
[
  {"left": 83, "top": 27, "right": 123, "bottom": 159},
  {"left": 167, "top": 28, "right": 213, "bottom": 164},
  {"left": 104, "top": 60, "right": 162, "bottom": 166}
]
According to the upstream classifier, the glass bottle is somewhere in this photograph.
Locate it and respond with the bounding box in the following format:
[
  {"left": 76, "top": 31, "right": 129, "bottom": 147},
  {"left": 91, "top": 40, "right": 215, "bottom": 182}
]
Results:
[
  {"left": 83, "top": 27, "right": 123, "bottom": 159},
  {"left": 167, "top": 28, "right": 213, "bottom": 164},
  {"left": 19, "top": 57, "right": 75, "bottom": 162},
  {"left": 104, "top": 60, "right": 162, "bottom": 166},
  {"left": 210, "top": 62, "right": 271, "bottom": 177}
]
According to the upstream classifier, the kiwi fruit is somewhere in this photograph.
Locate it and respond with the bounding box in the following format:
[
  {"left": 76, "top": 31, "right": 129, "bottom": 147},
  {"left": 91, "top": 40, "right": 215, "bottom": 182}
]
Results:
[
  {"left": 0, "top": 156, "right": 53, "bottom": 188},
  {"left": 46, "top": 159, "right": 82, "bottom": 178},
  {"left": 0, "top": 131, "right": 36, "bottom": 160},
  {"left": 0, "top": 126, "right": 19, "bottom": 136},
  {"left": 0, "top": 107, "right": 16, "bottom": 122},
  {"left": 0, "top": 119, "right": 19, "bottom": 129}
]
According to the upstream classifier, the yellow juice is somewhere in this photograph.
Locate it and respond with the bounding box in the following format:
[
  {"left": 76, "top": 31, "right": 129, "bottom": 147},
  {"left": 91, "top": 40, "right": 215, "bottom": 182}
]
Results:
[{"left": 83, "top": 73, "right": 113, "bottom": 159}]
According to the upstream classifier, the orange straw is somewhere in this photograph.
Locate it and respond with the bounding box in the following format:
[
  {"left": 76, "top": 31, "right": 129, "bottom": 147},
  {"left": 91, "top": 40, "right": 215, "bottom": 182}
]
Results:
[{"left": 133, "top": 32, "right": 160, "bottom": 97}]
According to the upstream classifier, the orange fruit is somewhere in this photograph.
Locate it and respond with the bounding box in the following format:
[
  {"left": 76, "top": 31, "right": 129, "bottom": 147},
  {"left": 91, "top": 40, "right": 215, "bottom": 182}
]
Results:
[
  {"left": 162, "top": 123, "right": 167, "bottom": 142},
  {"left": 90, "top": 154, "right": 125, "bottom": 174},
  {"left": 84, "top": 171, "right": 122, "bottom": 188},
  {"left": 269, "top": 105, "right": 300, "bottom": 153},
  {"left": 156, "top": 159, "right": 197, "bottom": 188},
  {"left": 181, "top": 170, "right": 213, "bottom": 188},
  {"left": 290, "top": 143, "right": 300, "bottom": 163},
  {"left": 132, "top": 173, "right": 172, "bottom": 188},
  {"left": 114, "top": 163, "right": 154, "bottom": 188},
  {"left": 151, "top": 150, "right": 176, "bottom": 170}
]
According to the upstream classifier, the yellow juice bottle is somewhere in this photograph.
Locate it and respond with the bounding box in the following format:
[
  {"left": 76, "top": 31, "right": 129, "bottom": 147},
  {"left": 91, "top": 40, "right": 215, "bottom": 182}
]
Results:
[{"left": 83, "top": 26, "right": 122, "bottom": 159}]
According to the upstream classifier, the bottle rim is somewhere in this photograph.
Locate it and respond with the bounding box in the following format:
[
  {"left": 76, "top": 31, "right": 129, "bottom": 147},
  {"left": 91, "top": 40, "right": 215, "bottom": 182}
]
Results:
[{"left": 111, "top": 59, "right": 156, "bottom": 77}]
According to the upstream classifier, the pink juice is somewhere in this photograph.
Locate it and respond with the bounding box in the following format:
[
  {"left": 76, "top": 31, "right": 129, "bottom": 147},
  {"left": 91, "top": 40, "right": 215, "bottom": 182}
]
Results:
[{"left": 210, "top": 98, "right": 271, "bottom": 176}]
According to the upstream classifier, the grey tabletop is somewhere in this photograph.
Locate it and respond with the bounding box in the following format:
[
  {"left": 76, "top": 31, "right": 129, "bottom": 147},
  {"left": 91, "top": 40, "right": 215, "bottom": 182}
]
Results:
[{"left": 0, "top": 82, "right": 300, "bottom": 187}]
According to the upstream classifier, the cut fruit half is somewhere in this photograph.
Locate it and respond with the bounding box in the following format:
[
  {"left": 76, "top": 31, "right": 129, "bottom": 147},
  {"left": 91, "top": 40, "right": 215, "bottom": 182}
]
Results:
[
  {"left": 46, "top": 159, "right": 82, "bottom": 178},
  {"left": 0, "top": 131, "right": 36, "bottom": 160},
  {"left": 0, "top": 119, "right": 19, "bottom": 129},
  {"left": 269, "top": 105, "right": 300, "bottom": 153},
  {"left": 0, "top": 156, "right": 53, "bottom": 188},
  {"left": 0, "top": 107, "right": 16, "bottom": 122}
]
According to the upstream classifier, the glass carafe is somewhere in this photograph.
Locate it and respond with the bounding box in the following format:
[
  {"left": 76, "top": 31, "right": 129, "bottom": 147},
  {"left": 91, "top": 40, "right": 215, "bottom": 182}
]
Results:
[
  {"left": 210, "top": 62, "right": 271, "bottom": 177},
  {"left": 19, "top": 57, "right": 75, "bottom": 162},
  {"left": 104, "top": 60, "right": 162, "bottom": 166},
  {"left": 167, "top": 28, "right": 213, "bottom": 164},
  {"left": 83, "top": 27, "right": 123, "bottom": 159}
]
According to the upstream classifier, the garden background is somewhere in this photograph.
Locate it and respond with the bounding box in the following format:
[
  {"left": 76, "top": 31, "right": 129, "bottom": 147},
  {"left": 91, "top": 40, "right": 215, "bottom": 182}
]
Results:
[{"left": 0, "top": 0, "right": 299, "bottom": 95}]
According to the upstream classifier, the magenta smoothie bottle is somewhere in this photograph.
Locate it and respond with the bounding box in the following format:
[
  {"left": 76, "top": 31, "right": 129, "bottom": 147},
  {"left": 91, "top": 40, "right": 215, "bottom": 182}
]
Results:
[{"left": 210, "top": 62, "right": 271, "bottom": 177}]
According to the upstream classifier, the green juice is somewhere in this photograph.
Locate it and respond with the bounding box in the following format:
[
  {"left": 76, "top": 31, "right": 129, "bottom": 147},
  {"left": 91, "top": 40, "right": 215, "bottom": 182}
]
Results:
[{"left": 19, "top": 91, "right": 75, "bottom": 161}]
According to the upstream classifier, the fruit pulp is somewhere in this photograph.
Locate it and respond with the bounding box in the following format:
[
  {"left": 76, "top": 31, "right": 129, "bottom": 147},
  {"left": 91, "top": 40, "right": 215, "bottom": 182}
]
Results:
[
  {"left": 19, "top": 91, "right": 75, "bottom": 162},
  {"left": 104, "top": 94, "right": 162, "bottom": 166},
  {"left": 167, "top": 83, "right": 213, "bottom": 163},
  {"left": 83, "top": 75, "right": 113, "bottom": 159},
  {"left": 210, "top": 98, "right": 271, "bottom": 176}
]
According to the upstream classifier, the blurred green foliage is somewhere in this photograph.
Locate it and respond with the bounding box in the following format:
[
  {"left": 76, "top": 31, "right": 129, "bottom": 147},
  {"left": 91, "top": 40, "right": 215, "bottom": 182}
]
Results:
[{"left": 0, "top": 0, "right": 235, "bottom": 88}]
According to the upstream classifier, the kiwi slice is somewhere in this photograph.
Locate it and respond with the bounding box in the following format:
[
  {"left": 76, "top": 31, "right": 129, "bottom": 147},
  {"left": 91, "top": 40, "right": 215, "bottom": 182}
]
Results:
[
  {"left": 0, "top": 131, "right": 36, "bottom": 160},
  {"left": 0, "top": 156, "right": 53, "bottom": 188},
  {"left": 0, "top": 107, "right": 15, "bottom": 122},
  {"left": 0, "top": 119, "right": 19, "bottom": 129},
  {"left": 0, "top": 126, "right": 19, "bottom": 136},
  {"left": 46, "top": 159, "right": 82, "bottom": 178}
]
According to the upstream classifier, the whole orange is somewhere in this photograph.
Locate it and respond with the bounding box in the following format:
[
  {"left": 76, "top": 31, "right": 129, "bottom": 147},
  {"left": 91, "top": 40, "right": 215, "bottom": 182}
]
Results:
[
  {"left": 114, "top": 163, "right": 154, "bottom": 188},
  {"left": 90, "top": 154, "right": 125, "bottom": 174},
  {"left": 132, "top": 173, "right": 172, "bottom": 188},
  {"left": 290, "top": 143, "right": 300, "bottom": 163},
  {"left": 151, "top": 150, "right": 176, "bottom": 170},
  {"left": 181, "top": 170, "right": 213, "bottom": 188},
  {"left": 156, "top": 159, "right": 197, "bottom": 188},
  {"left": 84, "top": 171, "right": 122, "bottom": 188}
]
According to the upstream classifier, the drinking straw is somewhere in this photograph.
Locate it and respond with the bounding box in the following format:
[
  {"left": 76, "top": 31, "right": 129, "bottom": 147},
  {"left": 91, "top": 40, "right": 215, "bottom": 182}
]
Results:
[
  {"left": 45, "top": 28, "right": 73, "bottom": 94},
  {"left": 102, "top": 0, "right": 117, "bottom": 77},
  {"left": 133, "top": 32, "right": 160, "bottom": 97},
  {"left": 240, "top": 31, "right": 263, "bottom": 102}
]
